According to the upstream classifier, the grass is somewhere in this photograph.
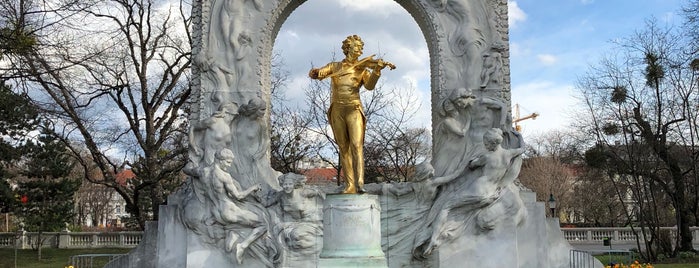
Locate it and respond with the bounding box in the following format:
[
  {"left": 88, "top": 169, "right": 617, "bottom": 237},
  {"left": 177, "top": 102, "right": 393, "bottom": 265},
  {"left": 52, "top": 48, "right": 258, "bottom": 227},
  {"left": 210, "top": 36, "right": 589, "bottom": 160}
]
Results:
[
  {"left": 0, "top": 248, "right": 132, "bottom": 268},
  {"left": 596, "top": 254, "right": 699, "bottom": 268}
]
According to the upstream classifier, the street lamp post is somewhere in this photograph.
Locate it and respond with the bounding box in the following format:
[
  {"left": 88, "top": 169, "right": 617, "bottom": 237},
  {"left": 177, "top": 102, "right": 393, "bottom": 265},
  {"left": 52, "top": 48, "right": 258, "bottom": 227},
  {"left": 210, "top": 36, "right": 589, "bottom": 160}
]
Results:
[{"left": 548, "top": 194, "right": 556, "bottom": 218}]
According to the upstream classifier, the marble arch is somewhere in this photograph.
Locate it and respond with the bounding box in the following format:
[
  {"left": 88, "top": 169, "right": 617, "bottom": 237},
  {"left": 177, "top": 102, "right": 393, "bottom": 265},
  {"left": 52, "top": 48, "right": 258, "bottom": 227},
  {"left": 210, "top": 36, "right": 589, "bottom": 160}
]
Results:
[{"left": 191, "top": 0, "right": 512, "bottom": 143}]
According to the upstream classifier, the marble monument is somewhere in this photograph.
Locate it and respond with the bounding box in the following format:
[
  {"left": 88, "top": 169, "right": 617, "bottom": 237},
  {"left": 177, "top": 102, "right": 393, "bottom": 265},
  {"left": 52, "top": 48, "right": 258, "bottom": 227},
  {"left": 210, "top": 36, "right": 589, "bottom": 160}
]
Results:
[{"left": 106, "top": 1, "right": 602, "bottom": 267}]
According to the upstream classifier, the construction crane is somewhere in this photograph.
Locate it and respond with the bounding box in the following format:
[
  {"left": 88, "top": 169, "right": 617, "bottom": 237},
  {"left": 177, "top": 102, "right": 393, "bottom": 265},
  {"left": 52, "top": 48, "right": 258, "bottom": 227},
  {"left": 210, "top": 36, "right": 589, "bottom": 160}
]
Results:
[{"left": 513, "top": 103, "right": 539, "bottom": 132}]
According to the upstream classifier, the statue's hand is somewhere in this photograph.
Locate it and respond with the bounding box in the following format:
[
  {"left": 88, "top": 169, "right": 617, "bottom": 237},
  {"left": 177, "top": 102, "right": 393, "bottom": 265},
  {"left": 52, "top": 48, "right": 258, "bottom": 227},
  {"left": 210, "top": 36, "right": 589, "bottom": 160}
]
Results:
[
  {"left": 375, "top": 59, "right": 396, "bottom": 70},
  {"left": 308, "top": 68, "right": 320, "bottom": 79}
]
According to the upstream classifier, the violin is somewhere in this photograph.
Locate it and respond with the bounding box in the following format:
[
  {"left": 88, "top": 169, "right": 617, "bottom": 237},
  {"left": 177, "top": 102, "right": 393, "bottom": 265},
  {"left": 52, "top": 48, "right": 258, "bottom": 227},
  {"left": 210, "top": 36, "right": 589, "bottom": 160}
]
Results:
[
  {"left": 311, "top": 54, "right": 397, "bottom": 80},
  {"left": 355, "top": 54, "right": 396, "bottom": 71}
]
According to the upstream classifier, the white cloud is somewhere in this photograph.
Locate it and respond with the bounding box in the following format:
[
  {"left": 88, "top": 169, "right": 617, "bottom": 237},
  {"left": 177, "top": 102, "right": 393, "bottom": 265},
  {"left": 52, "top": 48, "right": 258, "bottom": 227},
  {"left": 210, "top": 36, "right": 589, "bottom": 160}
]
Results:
[
  {"left": 536, "top": 54, "right": 558, "bottom": 65},
  {"left": 508, "top": 1, "right": 527, "bottom": 28},
  {"left": 335, "top": 0, "right": 403, "bottom": 18},
  {"left": 511, "top": 81, "right": 577, "bottom": 134},
  {"left": 285, "top": 30, "right": 299, "bottom": 40},
  {"left": 661, "top": 12, "right": 675, "bottom": 23}
]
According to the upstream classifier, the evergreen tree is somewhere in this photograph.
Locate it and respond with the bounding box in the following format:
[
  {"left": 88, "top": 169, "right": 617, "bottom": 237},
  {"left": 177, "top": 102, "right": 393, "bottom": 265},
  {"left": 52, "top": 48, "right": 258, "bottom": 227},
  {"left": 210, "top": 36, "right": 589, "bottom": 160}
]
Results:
[
  {"left": 0, "top": 81, "right": 38, "bottom": 222},
  {"left": 14, "top": 127, "right": 80, "bottom": 260}
]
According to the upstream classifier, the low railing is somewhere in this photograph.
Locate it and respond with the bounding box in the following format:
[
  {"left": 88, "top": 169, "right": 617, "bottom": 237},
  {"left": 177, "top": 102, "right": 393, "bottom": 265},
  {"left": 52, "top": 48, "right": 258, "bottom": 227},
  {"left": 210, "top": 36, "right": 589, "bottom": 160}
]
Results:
[
  {"left": 561, "top": 227, "right": 699, "bottom": 245},
  {"left": 0, "top": 231, "right": 143, "bottom": 249}
]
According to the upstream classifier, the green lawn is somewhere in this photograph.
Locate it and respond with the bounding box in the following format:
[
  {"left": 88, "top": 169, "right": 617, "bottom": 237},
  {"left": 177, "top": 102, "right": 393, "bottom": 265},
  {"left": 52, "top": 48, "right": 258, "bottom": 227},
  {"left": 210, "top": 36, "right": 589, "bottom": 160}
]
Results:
[{"left": 0, "top": 248, "right": 132, "bottom": 268}]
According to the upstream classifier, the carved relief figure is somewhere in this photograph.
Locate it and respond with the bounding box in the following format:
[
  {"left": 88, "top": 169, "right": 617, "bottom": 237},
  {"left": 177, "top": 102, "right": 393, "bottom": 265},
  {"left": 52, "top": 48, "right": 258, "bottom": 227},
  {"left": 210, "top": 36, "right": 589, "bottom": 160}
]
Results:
[
  {"left": 188, "top": 102, "right": 238, "bottom": 169},
  {"left": 432, "top": 88, "right": 475, "bottom": 176},
  {"left": 480, "top": 43, "right": 505, "bottom": 89},
  {"left": 430, "top": 0, "right": 497, "bottom": 89},
  {"left": 206, "top": 149, "right": 266, "bottom": 264},
  {"left": 460, "top": 94, "right": 508, "bottom": 160},
  {"left": 363, "top": 161, "right": 462, "bottom": 267},
  {"left": 415, "top": 128, "right": 525, "bottom": 257},
  {"left": 231, "top": 96, "right": 280, "bottom": 190},
  {"left": 232, "top": 97, "right": 265, "bottom": 175},
  {"left": 200, "top": 0, "right": 263, "bottom": 111},
  {"left": 262, "top": 173, "right": 324, "bottom": 266},
  {"left": 219, "top": 0, "right": 262, "bottom": 52},
  {"left": 264, "top": 173, "right": 325, "bottom": 221},
  {"left": 382, "top": 160, "right": 461, "bottom": 204},
  {"left": 433, "top": 87, "right": 508, "bottom": 177},
  {"left": 193, "top": 53, "right": 236, "bottom": 114},
  {"left": 465, "top": 128, "right": 524, "bottom": 197},
  {"left": 308, "top": 35, "right": 395, "bottom": 194},
  {"left": 219, "top": 0, "right": 261, "bottom": 98}
]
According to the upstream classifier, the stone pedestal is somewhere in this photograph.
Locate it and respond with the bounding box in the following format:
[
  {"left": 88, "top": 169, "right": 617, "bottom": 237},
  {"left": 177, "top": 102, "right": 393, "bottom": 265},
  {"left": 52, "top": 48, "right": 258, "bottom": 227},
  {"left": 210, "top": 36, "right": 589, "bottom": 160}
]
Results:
[
  {"left": 437, "top": 215, "right": 520, "bottom": 268},
  {"left": 517, "top": 190, "right": 548, "bottom": 267},
  {"left": 156, "top": 204, "right": 186, "bottom": 268},
  {"left": 318, "top": 194, "right": 387, "bottom": 268}
]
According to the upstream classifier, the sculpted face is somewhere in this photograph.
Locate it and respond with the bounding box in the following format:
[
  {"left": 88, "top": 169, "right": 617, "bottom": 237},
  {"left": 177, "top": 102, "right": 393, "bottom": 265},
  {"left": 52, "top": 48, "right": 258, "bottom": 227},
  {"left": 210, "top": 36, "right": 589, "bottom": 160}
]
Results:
[
  {"left": 345, "top": 40, "right": 363, "bottom": 62},
  {"left": 282, "top": 178, "right": 295, "bottom": 194},
  {"left": 255, "top": 105, "right": 266, "bottom": 118},
  {"left": 484, "top": 138, "right": 499, "bottom": 151},
  {"left": 220, "top": 156, "right": 233, "bottom": 169},
  {"left": 451, "top": 88, "right": 475, "bottom": 109}
]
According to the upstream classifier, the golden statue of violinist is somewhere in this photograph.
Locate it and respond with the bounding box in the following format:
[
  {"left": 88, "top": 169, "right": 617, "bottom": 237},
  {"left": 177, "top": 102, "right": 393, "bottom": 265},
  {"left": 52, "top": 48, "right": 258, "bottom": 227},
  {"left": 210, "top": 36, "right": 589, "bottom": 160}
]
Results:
[{"left": 309, "top": 35, "right": 396, "bottom": 194}]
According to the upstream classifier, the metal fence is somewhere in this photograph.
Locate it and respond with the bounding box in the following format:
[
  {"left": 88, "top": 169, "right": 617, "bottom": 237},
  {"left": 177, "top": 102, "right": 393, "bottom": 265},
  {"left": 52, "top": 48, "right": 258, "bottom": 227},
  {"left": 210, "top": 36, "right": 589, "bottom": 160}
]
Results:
[
  {"left": 570, "top": 249, "right": 633, "bottom": 268},
  {"left": 69, "top": 254, "right": 126, "bottom": 268},
  {"left": 570, "top": 249, "right": 600, "bottom": 268}
]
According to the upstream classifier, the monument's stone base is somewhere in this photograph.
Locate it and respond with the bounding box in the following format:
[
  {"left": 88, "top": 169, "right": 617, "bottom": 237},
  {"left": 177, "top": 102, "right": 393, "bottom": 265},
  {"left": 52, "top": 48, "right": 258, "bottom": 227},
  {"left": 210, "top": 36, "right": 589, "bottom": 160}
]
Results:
[
  {"left": 517, "top": 191, "right": 549, "bottom": 267},
  {"left": 516, "top": 191, "right": 604, "bottom": 268},
  {"left": 438, "top": 219, "right": 519, "bottom": 267},
  {"left": 318, "top": 194, "right": 387, "bottom": 268},
  {"left": 108, "top": 190, "right": 602, "bottom": 268},
  {"left": 317, "top": 257, "right": 389, "bottom": 268},
  {"left": 104, "top": 221, "right": 158, "bottom": 268},
  {"left": 157, "top": 204, "right": 187, "bottom": 267}
]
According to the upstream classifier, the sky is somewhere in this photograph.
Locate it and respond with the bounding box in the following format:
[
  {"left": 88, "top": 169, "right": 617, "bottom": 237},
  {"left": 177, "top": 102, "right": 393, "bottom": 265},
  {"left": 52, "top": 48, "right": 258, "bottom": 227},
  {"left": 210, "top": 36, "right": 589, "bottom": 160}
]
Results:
[{"left": 272, "top": 0, "right": 687, "bottom": 137}]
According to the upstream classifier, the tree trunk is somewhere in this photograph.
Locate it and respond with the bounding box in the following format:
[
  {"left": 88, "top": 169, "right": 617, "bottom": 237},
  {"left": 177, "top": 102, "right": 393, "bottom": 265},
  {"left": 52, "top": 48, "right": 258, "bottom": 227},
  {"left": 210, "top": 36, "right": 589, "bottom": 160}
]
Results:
[
  {"left": 676, "top": 197, "right": 695, "bottom": 252},
  {"left": 37, "top": 230, "right": 42, "bottom": 261}
]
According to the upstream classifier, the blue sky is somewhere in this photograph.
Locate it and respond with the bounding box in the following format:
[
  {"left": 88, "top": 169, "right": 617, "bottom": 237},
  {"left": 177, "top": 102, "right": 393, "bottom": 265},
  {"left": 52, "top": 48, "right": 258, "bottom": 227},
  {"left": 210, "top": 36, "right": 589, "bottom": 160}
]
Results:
[
  {"left": 273, "top": 0, "right": 688, "bottom": 136},
  {"left": 509, "top": 0, "right": 684, "bottom": 135}
]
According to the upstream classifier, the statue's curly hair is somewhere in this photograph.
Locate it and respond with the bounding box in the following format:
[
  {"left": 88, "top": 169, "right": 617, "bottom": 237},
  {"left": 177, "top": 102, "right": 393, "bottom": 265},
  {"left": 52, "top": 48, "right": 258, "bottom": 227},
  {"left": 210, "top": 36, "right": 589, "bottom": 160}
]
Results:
[
  {"left": 483, "top": 128, "right": 504, "bottom": 144},
  {"left": 215, "top": 148, "right": 235, "bottom": 160},
  {"left": 341, "top": 35, "right": 363, "bottom": 56}
]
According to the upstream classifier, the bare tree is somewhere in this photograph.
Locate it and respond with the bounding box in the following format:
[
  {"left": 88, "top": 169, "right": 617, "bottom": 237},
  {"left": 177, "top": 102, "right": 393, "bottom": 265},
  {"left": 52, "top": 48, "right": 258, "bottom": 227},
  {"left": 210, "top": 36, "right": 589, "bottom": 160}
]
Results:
[
  {"left": 683, "top": 0, "right": 699, "bottom": 56},
  {"left": 1, "top": 0, "right": 192, "bottom": 229},
  {"left": 518, "top": 130, "right": 588, "bottom": 221},
  {"left": 518, "top": 156, "right": 576, "bottom": 219},
  {"left": 574, "top": 19, "right": 698, "bottom": 255},
  {"left": 269, "top": 54, "right": 323, "bottom": 173},
  {"left": 569, "top": 168, "right": 628, "bottom": 226},
  {"left": 74, "top": 179, "right": 115, "bottom": 227}
]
